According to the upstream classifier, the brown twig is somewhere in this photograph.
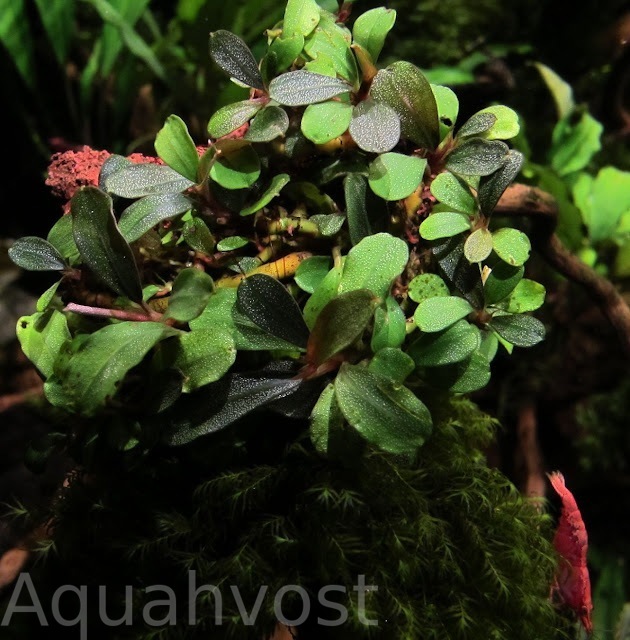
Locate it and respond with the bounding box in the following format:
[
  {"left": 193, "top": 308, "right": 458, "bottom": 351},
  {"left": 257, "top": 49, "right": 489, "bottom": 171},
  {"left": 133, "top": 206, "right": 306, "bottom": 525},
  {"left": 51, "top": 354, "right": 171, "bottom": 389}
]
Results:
[
  {"left": 516, "top": 402, "right": 545, "bottom": 500},
  {"left": 496, "top": 183, "right": 630, "bottom": 357}
]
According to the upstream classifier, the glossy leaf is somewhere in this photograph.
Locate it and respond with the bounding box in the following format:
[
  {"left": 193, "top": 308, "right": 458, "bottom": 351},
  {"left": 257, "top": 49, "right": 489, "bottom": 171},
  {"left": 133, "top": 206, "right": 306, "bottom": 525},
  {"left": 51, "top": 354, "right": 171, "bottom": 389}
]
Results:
[
  {"left": 483, "top": 262, "right": 524, "bottom": 305},
  {"left": 368, "top": 153, "right": 427, "bottom": 201},
  {"left": 426, "top": 351, "right": 490, "bottom": 393},
  {"left": 479, "top": 330, "right": 499, "bottom": 362},
  {"left": 478, "top": 150, "right": 524, "bottom": 216},
  {"left": 208, "top": 100, "right": 264, "bottom": 139},
  {"left": 334, "top": 363, "right": 432, "bottom": 455},
  {"left": 368, "top": 348, "right": 414, "bottom": 384},
  {"left": 408, "top": 319, "right": 480, "bottom": 366},
  {"left": 182, "top": 217, "right": 216, "bottom": 253},
  {"left": 45, "top": 322, "right": 176, "bottom": 415},
  {"left": 163, "top": 268, "right": 215, "bottom": 323},
  {"left": 407, "top": 273, "right": 449, "bottom": 304},
  {"left": 339, "top": 232, "right": 408, "bottom": 300},
  {"left": 549, "top": 111, "right": 603, "bottom": 177},
  {"left": 457, "top": 112, "right": 497, "bottom": 138},
  {"left": 268, "top": 70, "right": 350, "bottom": 106},
  {"left": 217, "top": 236, "right": 249, "bottom": 252},
  {"left": 489, "top": 314, "right": 545, "bottom": 347},
  {"left": 155, "top": 115, "right": 199, "bottom": 181},
  {"left": 371, "top": 296, "right": 406, "bottom": 352},
  {"left": 303, "top": 261, "right": 344, "bottom": 328},
  {"left": 430, "top": 171, "right": 475, "bottom": 214},
  {"left": 17, "top": 310, "right": 70, "bottom": 378},
  {"left": 71, "top": 187, "right": 142, "bottom": 302},
  {"left": 210, "top": 144, "right": 261, "bottom": 190},
  {"left": 348, "top": 99, "right": 400, "bottom": 153},
  {"left": 311, "top": 214, "right": 345, "bottom": 236},
  {"left": 344, "top": 173, "right": 371, "bottom": 245},
  {"left": 492, "top": 228, "right": 531, "bottom": 266},
  {"left": 208, "top": 30, "right": 264, "bottom": 89},
  {"left": 431, "top": 84, "right": 459, "bottom": 141},
  {"left": 433, "top": 235, "right": 484, "bottom": 309},
  {"left": 283, "top": 0, "right": 320, "bottom": 38},
  {"left": 244, "top": 106, "right": 290, "bottom": 142},
  {"left": 414, "top": 296, "right": 473, "bottom": 333},
  {"left": 301, "top": 101, "right": 353, "bottom": 144},
  {"left": 98, "top": 155, "right": 131, "bottom": 190},
  {"left": 310, "top": 383, "right": 346, "bottom": 456},
  {"left": 9, "top": 237, "right": 66, "bottom": 271},
  {"left": 477, "top": 105, "right": 520, "bottom": 140},
  {"left": 237, "top": 274, "right": 309, "bottom": 348},
  {"left": 173, "top": 327, "right": 236, "bottom": 392},
  {"left": 105, "top": 164, "right": 194, "bottom": 198},
  {"left": 295, "top": 256, "right": 332, "bottom": 294},
  {"left": 240, "top": 174, "right": 291, "bottom": 216},
  {"left": 419, "top": 212, "right": 470, "bottom": 240},
  {"left": 351, "top": 7, "right": 396, "bottom": 63},
  {"left": 464, "top": 228, "right": 493, "bottom": 263},
  {"left": 119, "top": 193, "right": 191, "bottom": 242},
  {"left": 370, "top": 62, "right": 439, "bottom": 148},
  {"left": 307, "top": 289, "right": 377, "bottom": 365},
  {"left": 47, "top": 215, "right": 80, "bottom": 263},
  {"left": 499, "top": 279, "right": 546, "bottom": 313},
  {"left": 446, "top": 139, "right": 509, "bottom": 176}
]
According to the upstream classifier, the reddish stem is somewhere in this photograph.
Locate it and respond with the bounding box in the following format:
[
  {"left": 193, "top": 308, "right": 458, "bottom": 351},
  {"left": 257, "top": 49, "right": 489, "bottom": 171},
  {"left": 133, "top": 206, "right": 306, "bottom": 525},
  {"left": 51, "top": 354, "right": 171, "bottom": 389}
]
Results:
[{"left": 64, "top": 303, "right": 162, "bottom": 322}]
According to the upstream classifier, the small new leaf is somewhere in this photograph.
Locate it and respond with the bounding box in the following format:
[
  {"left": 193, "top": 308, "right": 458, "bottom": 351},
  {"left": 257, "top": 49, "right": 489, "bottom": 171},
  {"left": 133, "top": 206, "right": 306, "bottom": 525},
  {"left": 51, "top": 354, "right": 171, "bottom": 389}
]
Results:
[{"left": 351, "top": 7, "right": 396, "bottom": 63}]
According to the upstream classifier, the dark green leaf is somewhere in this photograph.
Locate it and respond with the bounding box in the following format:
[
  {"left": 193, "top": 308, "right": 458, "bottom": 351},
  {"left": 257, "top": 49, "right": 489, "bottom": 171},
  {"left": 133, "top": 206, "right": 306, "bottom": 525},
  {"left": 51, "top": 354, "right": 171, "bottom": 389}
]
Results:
[
  {"left": 155, "top": 115, "right": 199, "bottom": 181},
  {"left": 407, "top": 274, "right": 449, "bottom": 304},
  {"left": 334, "top": 363, "right": 432, "bottom": 455},
  {"left": 268, "top": 70, "right": 350, "bottom": 106},
  {"left": 419, "top": 212, "right": 470, "bottom": 240},
  {"left": 105, "top": 164, "right": 194, "bottom": 198},
  {"left": 351, "top": 7, "right": 396, "bottom": 63},
  {"left": 368, "top": 348, "right": 414, "bottom": 384},
  {"left": 33, "top": 0, "right": 74, "bottom": 66},
  {"left": 483, "top": 262, "right": 524, "bottom": 305},
  {"left": 295, "top": 256, "right": 332, "bottom": 294},
  {"left": 210, "top": 143, "right": 261, "bottom": 190},
  {"left": 208, "top": 100, "right": 264, "bottom": 139},
  {"left": 244, "top": 106, "right": 290, "bottom": 142},
  {"left": 489, "top": 314, "right": 545, "bottom": 347},
  {"left": 368, "top": 153, "right": 427, "bottom": 201},
  {"left": 344, "top": 173, "right": 371, "bottom": 245},
  {"left": 237, "top": 274, "right": 309, "bottom": 348},
  {"left": 492, "top": 228, "right": 531, "bottom": 266},
  {"left": 430, "top": 171, "right": 476, "bottom": 214},
  {"left": 371, "top": 296, "right": 406, "bottom": 352},
  {"left": 71, "top": 187, "right": 142, "bottom": 302},
  {"left": 426, "top": 351, "right": 490, "bottom": 393},
  {"left": 182, "top": 217, "right": 216, "bottom": 253},
  {"left": 240, "top": 174, "right": 291, "bottom": 216},
  {"left": 408, "top": 319, "right": 480, "bottom": 366},
  {"left": 119, "top": 193, "right": 191, "bottom": 242},
  {"left": 478, "top": 150, "right": 524, "bottom": 216},
  {"left": 47, "top": 215, "right": 80, "bottom": 264},
  {"left": 446, "top": 138, "right": 509, "bottom": 176},
  {"left": 283, "top": 0, "right": 320, "bottom": 38},
  {"left": 349, "top": 99, "right": 400, "bottom": 153},
  {"left": 464, "top": 228, "right": 493, "bottom": 263},
  {"left": 208, "top": 30, "right": 264, "bottom": 89},
  {"left": 301, "top": 101, "right": 353, "bottom": 144},
  {"left": 414, "top": 296, "right": 473, "bottom": 333},
  {"left": 9, "top": 237, "right": 66, "bottom": 271},
  {"left": 163, "top": 268, "right": 215, "bottom": 323},
  {"left": 307, "top": 289, "right": 378, "bottom": 365},
  {"left": 370, "top": 62, "right": 439, "bottom": 148},
  {"left": 433, "top": 235, "right": 484, "bottom": 308},
  {"left": 456, "top": 112, "right": 497, "bottom": 138},
  {"left": 17, "top": 310, "right": 70, "bottom": 378}
]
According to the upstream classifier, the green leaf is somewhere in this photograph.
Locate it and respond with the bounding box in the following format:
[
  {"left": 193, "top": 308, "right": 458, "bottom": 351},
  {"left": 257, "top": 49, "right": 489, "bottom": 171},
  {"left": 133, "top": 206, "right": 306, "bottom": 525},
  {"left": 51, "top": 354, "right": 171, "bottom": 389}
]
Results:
[
  {"left": 283, "top": 0, "right": 320, "bottom": 38},
  {"left": 573, "top": 167, "right": 630, "bottom": 243},
  {"left": 431, "top": 84, "right": 459, "bottom": 141},
  {"left": 163, "top": 268, "right": 215, "bottom": 323},
  {"left": 37, "top": 281, "right": 62, "bottom": 312},
  {"left": 311, "top": 214, "right": 345, "bottom": 236},
  {"left": 295, "top": 256, "right": 332, "bottom": 293},
  {"left": 45, "top": 322, "right": 176, "bottom": 415},
  {"left": 267, "top": 34, "right": 305, "bottom": 73},
  {"left": 464, "top": 228, "right": 493, "bottom": 263},
  {"left": 47, "top": 216, "right": 80, "bottom": 263},
  {"left": 210, "top": 144, "right": 261, "bottom": 190},
  {"left": 408, "top": 319, "right": 480, "bottom": 366},
  {"left": 430, "top": 171, "right": 475, "bottom": 214},
  {"left": 339, "top": 232, "right": 409, "bottom": 300},
  {"left": 368, "top": 348, "right": 414, "bottom": 384},
  {"left": 414, "top": 296, "right": 473, "bottom": 333},
  {"left": 479, "top": 330, "right": 499, "bottom": 362},
  {"left": 118, "top": 193, "right": 191, "bottom": 243},
  {"left": 456, "top": 112, "right": 497, "bottom": 138},
  {"left": 307, "top": 289, "right": 377, "bottom": 365},
  {"left": 534, "top": 62, "right": 574, "bottom": 120},
  {"left": 351, "top": 7, "right": 396, "bottom": 63},
  {"left": 492, "top": 228, "right": 531, "bottom": 267},
  {"left": 217, "top": 236, "right": 249, "bottom": 252},
  {"left": 9, "top": 237, "right": 66, "bottom": 271},
  {"left": 190, "top": 287, "right": 235, "bottom": 333},
  {"left": 99, "top": 155, "right": 131, "bottom": 190},
  {"left": 33, "top": 0, "right": 74, "bottom": 66},
  {"left": 370, "top": 62, "right": 439, "bottom": 148},
  {"left": 489, "top": 314, "right": 545, "bottom": 347},
  {"left": 237, "top": 274, "right": 310, "bottom": 347},
  {"left": 17, "top": 310, "right": 70, "bottom": 378},
  {"left": 105, "top": 164, "right": 194, "bottom": 198},
  {"left": 344, "top": 173, "right": 371, "bottom": 246},
  {"left": 446, "top": 139, "right": 509, "bottom": 176},
  {"left": 208, "top": 100, "right": 264, "bottom": 139},
  {"left": 483, "top": 262, "right": 524, "bottom": 305},
  {"left": 419, "top": 212, "right": 470, "bottom": 240},
  {"left": 368, "top": 153, "right": 427, "bottom": 201},
  {"left": 371, "top": 295, "right": 406, "bottom": 352},
  {"left": 155, "top": 115, "right": 199, "bottom": 181},
  {"left": 348, "top": 99, "right": 400, "bottom": 153},
  {"left": 0, "top": 0, "right": 35, "bottom": 87},
  {"left": 426, "top": 351, "right": 490, "bottom": 393},
  {"left": 269, "top": 70, "right": 350, "bottom": 106},
  {"left": 498, "top": 279, "right": 546, "bottom": 313},
  {"left": 182, "top": 217, "right": 216, "bottom": 253},
  {"left": 478, "top": 150, "right": 524, "bottom": 216},
  {"left": 303, "top": 261, "right": 344, "bottom": 329},
  {"left": 407, "top": 273, "right": 449, "bottom": 304},
  {"left": 244, "top": 106, "right": 290, "bottom": 142},
  {"left": 477, "top": 106, "right": 520, "bottom": 140},
  {"left": 173, "top": 327, "right": 236, "bottom": 392},
  {"left": 71, "top": 187, "right": 142, "bottom": 302},
  {"left": 433, "top": 235, "right": 484, "bottom": 309},
  {"left": 301, "top": 101, "right": 353, "bottom": 144},
  {"left": 310, "top": 383, "right": 346, "bottom": 456},
  {"left": 334, "top": 363, "right": 432, "bottom": 455},
  {"left": 208, "top": 30, "right": 264, "bottom": 89},
  {"left": 240, "top": 174, "right": 291, "bottom": 216},
  {"left": 549, "top": 111, "right": 603, "bottom": 176}
]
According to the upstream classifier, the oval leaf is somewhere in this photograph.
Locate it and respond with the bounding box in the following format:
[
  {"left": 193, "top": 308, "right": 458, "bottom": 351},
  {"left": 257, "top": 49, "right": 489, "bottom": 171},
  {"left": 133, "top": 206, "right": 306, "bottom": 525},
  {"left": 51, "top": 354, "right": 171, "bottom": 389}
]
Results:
[
  {"left": 499, "top": 279, "right": 546, "bottom": 313},
  {"left": 426, "top": 351, "right": 491, "bottom": 393},
  {"left": 183, "top": 217, "right": 216, "bottom": 253},
  {"left": 419, "top": 211, "right": 470, "bottom": 240},
  {"left": 295, "top": 256, "right": 332, "bottom": 294},
  {"left": 155, "top": 115, "right": 199, "bottom": 181},
  {"left": 119, "top": 193, "right": 191, "bottom": 242},
  {"left": 478, "top": 105, "right": 520, "bottom": 140},
  {"left": 9, "top": 237, "right": 66, "bottom": 271},
  {"left": 464, "top": 228, "right": 493, "bottom": 263},
  {"left": 489, "top": 314, "right": 545, "bottom": 347},
  {"left": 431, "top": 84, "right": 459, "bottom": 141},
  {"left": 368, "top": 153, "right": 427, "bottom": 201},
  {"left": 349, "top": 99, "right": 400, "bottom": 153},
  {"left": 244, "top": 106, "right": 290, "bottom": 142},
  {"left": 478, "top": 150, "right": 524, "bottom": 216},
  {"left": 352, "top": 7, "right": 396, "bottom": 63},
  {"left": 163, "top": 268, "right": 215, "bottom": 323},
  {"left": 371, "top": 295, "right": 406, "bottom": 352},
  {"left": 456, "top": 112, "right": 497, "bottom": 139},
  {"left": 407, "top": 273, "right": 449, "bottom": 304},
  {"left": 210, "top": 144, "right": 261, "bottom": 190},
  {"left": 430, "top": 171, "right": 476, "bottom": 214},
  {"left": 368, "top": 347, "right": 415, "bottom": 384},
  {"left": 217, "top": 236, "right": 249, "bottom": 252},
  {"left": 492, "top": 228, "right": 531, "bottom": 266},
  {"left": 303, "top": 262, "right": 344, "bottom": 329},
  {"left": 209, "top": 30, "right": 264, "bottom": 89},
  {"left": 240, "top": 174, "right": 291, "bottom": 216},
  {"left": 446, "top": 138, "right": 509, "bottom": 176},
  {"left": 208, "top": 100, "right": 263, "bottom": 139},
  {"left": 269, "top": 70, "right": 350, "bottom": 106},
  {"left": 47, "top": 215, "right": 80, "bottom": 263},
  {"left": 301, "top": 101, "right": 353, "bottom": 144},
  {"left": 267, "top": 34, "right": 305, "bottom": 73},
  {"left": 414, "top": 296, "right": 473, "bottom": 333},
  {"left": 105, "top": 164, "right": 194, "bottom": 198},
  {"left": 334, "top": 363, "right": 432, "bottom": 455},
  {"left": 283, "top": 0, "right": 320, "bottom": 38},
  {"left": 71, "top": 187, "right": 142, "bottom": 302},
  {"left": 408, "top": 319, "right": 480, "bottom": 366},
  {"left": 483, "top": 262, "right": 524, "bottom": 305}
]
